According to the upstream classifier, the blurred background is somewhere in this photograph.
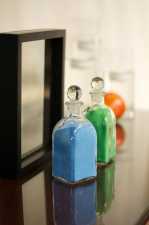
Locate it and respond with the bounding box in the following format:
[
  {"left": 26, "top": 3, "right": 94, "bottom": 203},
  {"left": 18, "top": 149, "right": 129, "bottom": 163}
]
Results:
[
  {"left": 1, "top": 2, "right": 149, "bottom": 223},
  {"left": 0, "top": 0, "right": 148, "bottom": 112}
]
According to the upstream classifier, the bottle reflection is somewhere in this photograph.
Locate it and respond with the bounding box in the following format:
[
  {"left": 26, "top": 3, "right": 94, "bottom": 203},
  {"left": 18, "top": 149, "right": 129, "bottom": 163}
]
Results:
[
  {"left": 96, "top": 162, "right": 115, "bottom": 216},
  {"left": 52, "top": 180, "right": 96, "bottom": 225}
]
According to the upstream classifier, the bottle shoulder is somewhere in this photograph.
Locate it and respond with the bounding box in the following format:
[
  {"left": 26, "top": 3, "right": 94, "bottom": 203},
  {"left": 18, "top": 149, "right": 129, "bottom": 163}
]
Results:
[
  {"left": 86, "top": 104, "right": 109, "bottom": 114},
  {"left": 53, "top": 117, "right": 94, "bottom": 133},
  {"left": 85, "top": 104, "right": 116, "bottom": 123}
]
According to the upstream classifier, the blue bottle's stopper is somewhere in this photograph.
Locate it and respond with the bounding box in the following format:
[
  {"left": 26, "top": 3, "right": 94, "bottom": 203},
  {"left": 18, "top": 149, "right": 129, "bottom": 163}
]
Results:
[
  {"left": 66, "top": 85, "right": 83, "bottom": 117},
  {"left": 67, "top": 85, "right": 82, "bottom": 101}
]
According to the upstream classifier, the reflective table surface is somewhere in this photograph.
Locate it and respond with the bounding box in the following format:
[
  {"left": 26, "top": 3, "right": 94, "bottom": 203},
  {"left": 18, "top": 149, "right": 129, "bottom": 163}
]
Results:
[{"left": 1, "top": 111, "right": 149, "bottom": 225}]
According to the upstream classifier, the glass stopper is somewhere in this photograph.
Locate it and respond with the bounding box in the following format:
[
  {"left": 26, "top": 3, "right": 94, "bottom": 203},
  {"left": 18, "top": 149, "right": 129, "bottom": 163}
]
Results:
[
  {"left": 67, "top": 85, "right": 82, "bottom": 101},
  {"left": 91, "top": 77, "right": 104, "bottom": 90}
]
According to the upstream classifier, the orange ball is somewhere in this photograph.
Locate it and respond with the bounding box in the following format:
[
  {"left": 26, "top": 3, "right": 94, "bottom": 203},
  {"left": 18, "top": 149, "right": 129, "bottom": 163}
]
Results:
[{"left": 104, "top": 92, "right": 126, "bottom": 119}]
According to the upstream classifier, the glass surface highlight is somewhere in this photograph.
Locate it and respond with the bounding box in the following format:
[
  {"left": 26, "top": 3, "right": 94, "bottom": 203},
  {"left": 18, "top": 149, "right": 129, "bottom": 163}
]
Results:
[{"left": 21, "top": 40, "right": 45, "bottom": 157}]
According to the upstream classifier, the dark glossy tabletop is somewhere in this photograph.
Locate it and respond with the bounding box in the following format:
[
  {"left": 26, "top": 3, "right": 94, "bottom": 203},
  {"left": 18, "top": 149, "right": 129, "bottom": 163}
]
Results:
[{"left": 1, "top": 111, "right": 149, "bottom": 225}]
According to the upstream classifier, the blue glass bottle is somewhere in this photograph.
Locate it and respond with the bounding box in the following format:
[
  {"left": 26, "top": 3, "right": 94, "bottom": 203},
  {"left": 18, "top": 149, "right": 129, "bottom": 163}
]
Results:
[
  {"left": 52, "top": 179, "right": 96, "bottom": 225},
  {"left": 52, "top": 85, "right": 97, "bottom": 184}
]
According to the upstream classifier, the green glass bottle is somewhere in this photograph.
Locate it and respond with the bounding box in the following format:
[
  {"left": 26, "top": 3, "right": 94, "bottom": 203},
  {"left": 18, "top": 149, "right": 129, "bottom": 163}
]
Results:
[{"left": 85, "top": 77, "right": 116, "bottom": 165}]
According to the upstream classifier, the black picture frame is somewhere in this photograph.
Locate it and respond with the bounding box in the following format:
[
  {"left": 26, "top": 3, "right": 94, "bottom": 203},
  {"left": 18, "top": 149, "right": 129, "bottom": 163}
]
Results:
[{"left": 0, "top": 29, "right": 65, "bottom": 178}]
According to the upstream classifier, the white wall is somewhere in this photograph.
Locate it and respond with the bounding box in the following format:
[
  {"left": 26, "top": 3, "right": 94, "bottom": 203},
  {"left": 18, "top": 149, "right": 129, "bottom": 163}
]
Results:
[
  {"left": 99, "top": 0, "right": 149, "bottom": 110},
  {"left": 0, "top": 0, "right": 148, "bottom": 109}
]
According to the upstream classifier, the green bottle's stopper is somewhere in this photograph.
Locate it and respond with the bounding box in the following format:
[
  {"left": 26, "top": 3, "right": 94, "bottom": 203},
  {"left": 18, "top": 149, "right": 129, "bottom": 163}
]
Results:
[{"left": 91, "top": 77, "right": 104, "bottom": 91}]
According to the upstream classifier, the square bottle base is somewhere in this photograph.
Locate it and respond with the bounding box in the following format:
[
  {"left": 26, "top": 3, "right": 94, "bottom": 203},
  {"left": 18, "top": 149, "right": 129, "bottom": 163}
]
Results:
[
  {"left": 97, "top": 159, "right": 115, "bottom": 168},
  {"left": 53, "top": 176, "right": 96, "bottom": 186}
]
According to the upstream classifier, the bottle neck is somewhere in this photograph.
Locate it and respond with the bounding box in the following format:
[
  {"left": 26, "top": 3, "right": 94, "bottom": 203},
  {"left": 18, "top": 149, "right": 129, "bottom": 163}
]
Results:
[
  {"left": 65, "top": 101, "right": 83, "bottom": 118},
  {"left": 90, "top": 91, "right": 104, "bottom": 106}
]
